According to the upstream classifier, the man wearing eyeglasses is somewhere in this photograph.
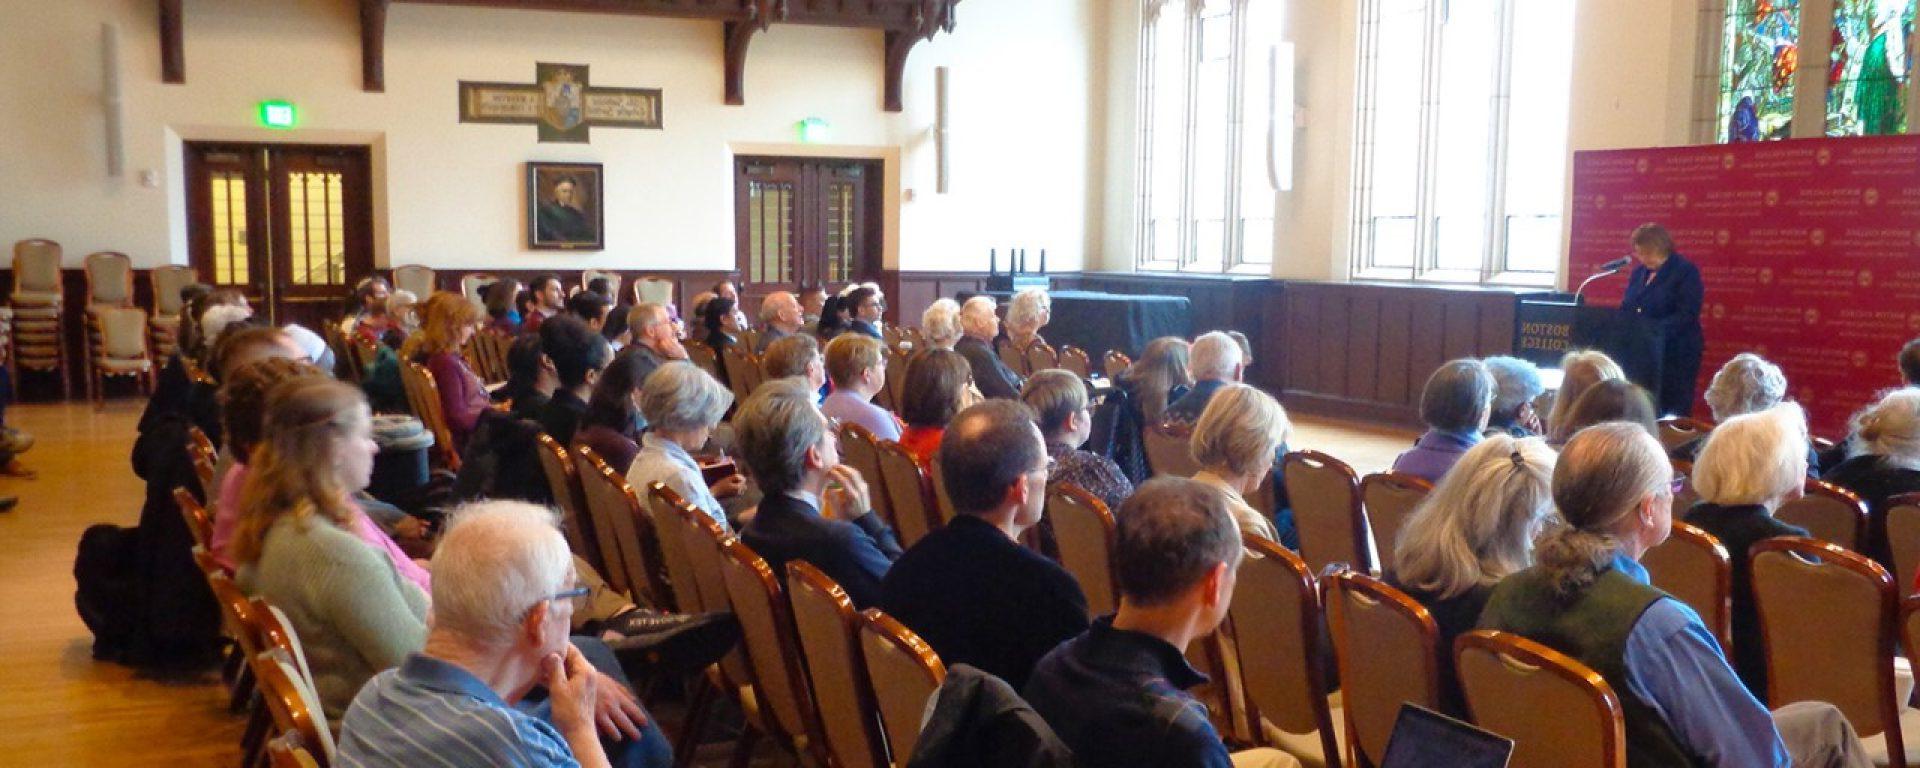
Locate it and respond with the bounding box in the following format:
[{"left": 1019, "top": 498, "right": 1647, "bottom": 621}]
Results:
[{"left": 337, "top": 501, "right": 671, "bottom": 768}]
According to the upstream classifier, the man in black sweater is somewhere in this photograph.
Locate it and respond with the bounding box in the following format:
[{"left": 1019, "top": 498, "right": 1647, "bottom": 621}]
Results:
[{"left": 881, "top": 399, "right": 1089, "bottom": 690}]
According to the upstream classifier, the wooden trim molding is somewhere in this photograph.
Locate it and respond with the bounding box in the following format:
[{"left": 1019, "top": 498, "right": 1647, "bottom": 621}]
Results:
[{"left": 159, "top": 0, "right": 184, "bottom": 84}]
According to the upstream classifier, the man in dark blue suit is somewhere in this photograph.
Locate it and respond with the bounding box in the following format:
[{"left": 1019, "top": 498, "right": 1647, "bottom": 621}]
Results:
[
  {"left": 735, "top": 378, "right": 902, "bottom": 608},
  {"left": 1621, "top": 223, "right": 1705, "bottom": 418}
]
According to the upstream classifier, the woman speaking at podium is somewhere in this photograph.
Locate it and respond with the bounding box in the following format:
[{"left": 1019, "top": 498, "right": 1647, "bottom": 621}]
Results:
[{"left": 1620, "top": 223, "right": 1705, "bottom": 418}]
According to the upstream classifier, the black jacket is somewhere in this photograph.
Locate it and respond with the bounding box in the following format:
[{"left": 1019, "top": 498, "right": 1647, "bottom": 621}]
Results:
[
  {"left": 910, "top": 664, "right": 1074, "bottom": 768},
  {"left": 741, "top": 492, "right": 902, "bottom": 608},
  {"left": 1682, "top": 502, "right": 1808, "bottom": 703},
  {"left": 956, "top": 336, "right": 1023, "bottom": 400}
]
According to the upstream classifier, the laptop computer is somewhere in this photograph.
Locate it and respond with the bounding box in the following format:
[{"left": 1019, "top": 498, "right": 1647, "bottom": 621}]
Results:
[{"left": 1379, "top": 703, "right": 1514, "bottom": 768}]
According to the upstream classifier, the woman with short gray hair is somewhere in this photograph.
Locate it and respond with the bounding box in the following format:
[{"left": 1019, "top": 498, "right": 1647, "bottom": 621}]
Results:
[
  {"left": 1003, "top": 288, "right": 1052, "bottom": 355},
  {"left": 920, "top": 298, "right": 963, "bottom": 350},
  {"left": 625, "top": 362, "right": 744, "bottom": 529},
  {"left": 1187, "top": 383, "right": 1290, "bottom": 545},
  {"left": 1674, "top": 353, "right": 1808, "bottom": 469},
  {"left": 1392, "top": 359, "right": 1496, "bottom": 483}
]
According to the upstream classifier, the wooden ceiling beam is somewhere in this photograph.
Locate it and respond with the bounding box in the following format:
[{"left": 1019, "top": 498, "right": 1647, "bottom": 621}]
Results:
[{"left": 159, "top": 0, "right": 183, "bottom": 83}]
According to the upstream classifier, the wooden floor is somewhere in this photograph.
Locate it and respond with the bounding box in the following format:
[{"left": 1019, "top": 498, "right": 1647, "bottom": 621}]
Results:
[{"left": 0, "top": 400, "right": 1414, "bottom": 764}]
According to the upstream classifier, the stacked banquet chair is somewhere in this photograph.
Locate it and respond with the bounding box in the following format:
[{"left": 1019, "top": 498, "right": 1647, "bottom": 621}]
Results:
[
  {"left": 11, "top": 239, "right": 67, "bottom": 397},
  {"left": 147, "top": 265, "right": 198, "bottom": 363},
  {"left": 390, "top": 264, "right": 435, "bottom": 301},
  {"left": 84, "top": 251, "right": 142, "bottom": 404}
]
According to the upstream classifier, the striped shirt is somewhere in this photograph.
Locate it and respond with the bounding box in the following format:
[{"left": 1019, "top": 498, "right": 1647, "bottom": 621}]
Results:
[{"left": 337, "top": 654, "right": 579, "bottom": 768}]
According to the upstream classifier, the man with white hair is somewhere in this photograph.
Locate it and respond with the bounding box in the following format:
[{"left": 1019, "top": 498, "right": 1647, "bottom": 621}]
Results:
[
  {"left": 954, "top": 296, "right": 1023, "bottom": 399},
  {"left": 337, "top": 501, "right": 671, "bottom": 768},
  {"left": 623, "top": 302, "right": 687, "bottom": 387},
  {"left": 1164, "top": 331, "right": 1245, "bottom": 424},
  {"left": 756, "top": 291, "right": 803, "bottom": 355}
]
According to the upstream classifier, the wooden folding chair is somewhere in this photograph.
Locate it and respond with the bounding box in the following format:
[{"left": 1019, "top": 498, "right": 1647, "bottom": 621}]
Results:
[
  {"left": 875, "top": 440, "right": 939, "bottom": 548},
  {"left": 251, "top": 646, "right": 336, "bottom": 767},
  {"left": 1325, "top": 568, "right": 1439, "bottom": 766},
  {"left": 1227, "top": 536, "right": 1345, "bottom": 767},
  {"left": 1640, "top": 521, "right": 1732, "bottom": 651},
  {"left": 839, "top": 422, "right": 894, "bottom": 532},
  {"left": 718, "top": 539, "right": 826, "bottom": 765},
  {"left": 266, "top": 731, "right": 323, "bottom": 768},
  {"left": 1359, "top": 472, "right": 1432, "bottom": 573},
  {"left": 1102, "top": 350, "right": 1131, "bottom": 381},
  {"left": 1024, "top": 341, "right": 1059, "bottom": 374},
  {"left": 1670, "top": 459, "right": 1699, "bottom": 518},
  {"left": 1889, "top": 502, "right": 1920, "bottom": 593},
  {"left": 858, "top": 608, "right": 947, "bottom": 765},
  {"left": 186, "top": 425, "right": 218, "bottom": 493},
  {"left": 582, "top": 269, "right": 623, "bottom": 300},
  {"left": 1656, "top": 416, "right": 1714, "bottom": 452},
  {"left": 458, "top": 273, "right": 497, "bottom": 307},
  {"left": 787, "top": 562, "right": 887, "bottom": 768},
  {"left": 1057, "top": 345, "right": 1092, "bottom": 380},
  {"left": 174, "top": 486, "right": 213, "bottom": 551},
  {"left": 390, "top": 264, "right": 435, "bottom": 299},
  {"left": 576, "top": 446, "right": 674, "bottom": 611},
  {"left": 1456, "top": 630, "right": 1625, "bottom": 768},
  {"left": 1776, "top": 479, "right": 1869, "bottom": 552},
  {"left": 998, "top": 339, "right": 1030, "bottom": 377},
  {"left": 1047, "top": 483, "right": 1119, "bottom": 617},
  {"left": 399, "top": 361, "right": 461, "bottom": 471},
  {"left": 1142, "top": 420, "right": 1199, "bottom": 478},
  {"left": 928, "top": 450, "right": 956, "bottom": 526},
  {"left": 1284, "top": 450, "right": 1373, "bottom": 575},
  {"left": 668, "top": 501, "right": 772, "bottom": 767},
  {"left": 536, "top": 433, "right": 604, "bottom": 578}
]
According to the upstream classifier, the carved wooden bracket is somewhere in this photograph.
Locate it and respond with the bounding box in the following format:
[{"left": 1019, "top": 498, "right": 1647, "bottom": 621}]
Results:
[
  {"left": 159, "top": 0, "right": 183, "bottom": 83},
  {"left": 361, "top": 0, "right": 390, "bottom": 92}
]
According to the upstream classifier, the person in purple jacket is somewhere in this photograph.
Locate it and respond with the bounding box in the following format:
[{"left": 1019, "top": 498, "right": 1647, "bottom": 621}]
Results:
[{"left": 1392, "top": 359, "right": 1495, "bottom": 484}]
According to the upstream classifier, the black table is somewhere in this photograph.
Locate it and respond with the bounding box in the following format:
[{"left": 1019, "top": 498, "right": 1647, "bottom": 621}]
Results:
[{"left": 966, "top": 289, "right": 1192, "bottom": 359}]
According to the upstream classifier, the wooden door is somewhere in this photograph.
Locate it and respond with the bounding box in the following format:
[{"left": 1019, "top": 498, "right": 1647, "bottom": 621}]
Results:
[
  {"left": 185, "top": 143, "right": 375, "bottom": 329},
  {"left": 734, "top": 156, "right": 883, "bottom": 319}
]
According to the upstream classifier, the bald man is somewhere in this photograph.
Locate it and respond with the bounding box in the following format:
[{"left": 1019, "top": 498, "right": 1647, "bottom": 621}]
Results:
[{"left": 756, "top": 291, "right": 803, "bottom": 355}]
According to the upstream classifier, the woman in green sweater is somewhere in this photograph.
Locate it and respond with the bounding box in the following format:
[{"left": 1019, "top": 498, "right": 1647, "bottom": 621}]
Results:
[{"left": 233, "top": 377, "right": 428, "bottom": 720}]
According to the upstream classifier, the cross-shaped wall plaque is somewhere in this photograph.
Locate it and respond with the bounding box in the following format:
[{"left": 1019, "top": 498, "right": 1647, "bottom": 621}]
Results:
[{"left": 459, "top": 63, "right": 662, "bottom": 143}]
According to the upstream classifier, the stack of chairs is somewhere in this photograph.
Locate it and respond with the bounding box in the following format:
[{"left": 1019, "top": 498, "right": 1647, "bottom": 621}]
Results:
[
  {"left": 147, "top": 265, "right": 197, "bottom": 363},
  {"left": 11, "top": 239, "right": 67, "bottom": 397},
  {"left": 581, "top": 269, "right": 622, "bottom": 298},
  {"left": 390, "top": 264, "right": 435, "bottom": 300},
  {"left": 83, "top": 252, "right": 140, "bottom": 404}
]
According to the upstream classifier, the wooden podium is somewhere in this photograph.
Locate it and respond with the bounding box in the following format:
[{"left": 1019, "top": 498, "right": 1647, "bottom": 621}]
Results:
[{"left": 1570, "top": 301, "right": 1667, "bottom": 399}]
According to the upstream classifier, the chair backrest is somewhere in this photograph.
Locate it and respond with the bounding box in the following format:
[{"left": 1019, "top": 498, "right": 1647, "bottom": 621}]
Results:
[
  {"left": 98, "top": 306, "right": 149, "bottom": 358},
  {"left": 1024, "top": 341, "right": 1059, "bottom": 374},
  {"left": 671, "top": 500, "right": 756, "bottom": 688},
  {"left": 458, "top": 273, "right": 496, "bottom": 307},
  {"left": 721, "top": 343, "right": 759, "bottom": 405},
  {"left": 581, "top": 269, "right": 622, "bottom": 301},
  {"left": 12, "top": 239, "right": 62, "bottom": 294},
  {"left": 1751, "top": 537, "right": 1902, "bottom": 758},
  {"left": 399, "top": 361, "right": 461, "bottom": 470},
  {"left": 186, "top": 426, "right": 218, "bottom": 493},
  {"left": 717, "top": 539, "right": 821, "bottom": 756},
  {"left": 464, "top": 332, "right": 509, "bottom": 385},
  {"left": 1360, "top": 472, "right": 1432, "bottom": 571},
  {"left": 84, "top": 251, "right": 134, "bottom": 307},
  {"left": 1227, "top": 536, "right": 1340, "bottom": 763},
  {"left": 174, "top": 486, "right": 213, "bottom": 550},
  {"left": 881, "top": 347, "right": 909, "bottom": 411},
  {"left": 632, "top": 275, "right": 674, "bottom": 306},
  {"left": 576, "top": 446, "right": 673, "bottom": 611},
  {"left": 266, "top": 732, "right": 323, "bottom": 768},
  {"left": 252, "top": 600, "right": 317, "bottom": 691},
  {"left": 927, "top": 450, "right": 956, "bottom": 526},
  {"left": 1284, "top": 450, "right": 1373, "bottom": 575},
  {"left": 535, "top": 433, "right": 601, "bottom": 576},
  {"left": 391, "top": 264, "right": 435, "bottom": 299},
  {"left": 1102, "top": 350, "right": 1131, "bottom": 381},
  {"left": 1057, "top": 345, "right": 1092, "bottom": 380},
  {"left": 645, "top": 482, "right": 705, "bottom": 614},
  {"left": 1639, "top": 521, "right": 1732, "bottom": 650},
  {"left": 253, "top": 647, "right": 337, "bottom": 766},
  {"left": 875, "top": 440, "right": 938, "bottom": 548},
  {"left": 1046, "top": 483, "right": 1119, "bottom": 617},
  {"left": 1325, "top": 568, "right": 1440, "bottom": 765},
  {"left": 787, "top": 562, "right": 886, "bottom": 768},
  {"left": 1655, "top": 416, "right": 1713, "bottom": 452},
  {"left": 1669, "top": 460, "right": 1699, "bottom": 518},
  {"left": 1142, "top": 420, "right": 1199, "bottom": 478},
  {"left": 1456, "top": 630, "right": 1625, "bottom": 768},
  {"left": 686, "top": 342, "right": 723, "bottom": 382},
  {"left": 204, "top": 571, "right": 265, "bottom": 661},
  {"left": 858, "top": 608, "right": 947, "bottom": 765},
  {"left": 998, "top": 339, "right": 1029, "bottom": 376},
  {"left": 1889, "top": 503, "right": 1920, "bottom": 594},
  {"left": 838, "top": 423, "right": 893, "bottom": 530},
  {"left": 1775, "top": 479, "right": 1868, "bottom": 552},
  {"left": 149, "top": 265, "right": 198, "bottom": 316}
]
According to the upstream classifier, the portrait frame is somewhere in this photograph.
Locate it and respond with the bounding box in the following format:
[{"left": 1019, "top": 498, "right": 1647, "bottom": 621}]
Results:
[{"left": 526, "top": 161, "right": 604, "bottom": 251}]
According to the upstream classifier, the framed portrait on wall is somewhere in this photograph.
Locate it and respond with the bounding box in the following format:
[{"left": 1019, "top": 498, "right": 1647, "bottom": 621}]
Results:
[{"left": 526, "top": 161, "right": 604, "bottom": 250}]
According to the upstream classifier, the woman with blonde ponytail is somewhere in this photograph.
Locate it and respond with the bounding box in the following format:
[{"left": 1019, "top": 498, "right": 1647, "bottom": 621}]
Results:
[{"left": 1480, "top": 422, "right": 1869, "bottom": 767}]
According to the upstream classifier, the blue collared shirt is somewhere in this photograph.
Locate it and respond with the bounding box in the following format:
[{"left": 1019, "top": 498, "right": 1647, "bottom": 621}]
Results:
[
  {"left": 626, "top": 433, "right": 726, "bottom": 530},
  {"left": 1391, "top": 428, "right": 1483, "bottom": 484},
  {"left": 337, "top": 653, "right": 579, "bottom": 768},
  {"left": 1614, "top": 553, "right": 1791, "bottom": 767}
]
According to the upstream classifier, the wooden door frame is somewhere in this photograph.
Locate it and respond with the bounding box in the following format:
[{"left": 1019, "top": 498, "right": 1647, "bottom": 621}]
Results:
[
  {"left": 727, "top": 143, "right": 901, "bottom": 271},
  {"left": 165, "top": 128, "right": 389, "bottom": 269}
]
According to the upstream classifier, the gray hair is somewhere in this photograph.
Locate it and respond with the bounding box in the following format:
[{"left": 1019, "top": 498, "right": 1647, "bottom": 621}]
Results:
[
  {"left": 759, "top": 291, "right": 798, "bottom": 324},
  {"left": 1537, "top": 423, "right": 1672, "bottom": 599},
  {"left": 960, "top": 296, "right": 998, "bottom": 335},
  {"left": 1848, "top": 388, "right": 1920, "bottom": 471},
  {"left": 1420, "top": 359, "right": 1496, "bottom": 433},
  {"left": 735, "top": 377, "right": 829, "bottom": 496},
  {"left": 640, "top": 362, "right": 734, "bottom": 433},
  {"left": 628, "top": 302, "right": 670, "bottom": 336},
  {"left": 1693, "top": 402, "right": 1808, "bottom": 508},
  {"left": 921, "top": 299, "right": 963, "bottom": 348},
  {"left": 1006, "top": 289, "right": 1051, "bottom": 334},
  {"left": 429, "top": 501, "right": 575, "bottom": 650},
  {"left": 1188, "top": 331, "right": 1244, "bottom": 383},
  {"left": 1189, "top": 384, "right": 1290, "bottom": 478},
  {"left": 1703, "top": 353, "right": 1788, "bottom": 422},
  {"left": 201, "top": 304, "right": 254, "bottom": 345},
  {"left": 1393, "top": 435, "right": 1556, "bottom": 599},
  {"left": 1482, "top": 356, "right": 1544, "bottom": 422}
]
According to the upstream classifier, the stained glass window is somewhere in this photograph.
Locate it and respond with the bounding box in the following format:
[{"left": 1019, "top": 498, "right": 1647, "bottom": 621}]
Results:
[
  {"left": 1828, "top": 0, "right": 1915, "bottom": 136},
  {"left": 1720, "top": 0, "right": 1802, "bottom": 142}
]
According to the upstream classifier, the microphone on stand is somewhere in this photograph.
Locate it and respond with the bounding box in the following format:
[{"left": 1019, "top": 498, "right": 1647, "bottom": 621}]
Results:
[{"left": 1574, "top": 256, "right": 1633, "bottom": 305}]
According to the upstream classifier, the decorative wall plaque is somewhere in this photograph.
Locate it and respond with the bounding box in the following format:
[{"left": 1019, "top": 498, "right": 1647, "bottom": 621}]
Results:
[{"left": 460, "top": 63, "right": 662, "bottom": 143}]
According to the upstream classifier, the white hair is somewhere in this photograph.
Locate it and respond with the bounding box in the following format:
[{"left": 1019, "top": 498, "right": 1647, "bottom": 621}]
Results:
[
  {"left": 1692, "top": 402, "right": 1808, "bottom": 508},
  {"left": 386, "top": 289, "right": 419, "bottom": 332},
  {"left": 641, "top": 361, "right": 734, "bottom": 433},
  {"left": 1849, "top": 388, "right": 1920, "bottom": 471},
  {"left": 960, "top": 296, "right": 997, "bottom": 335},
  {"left": 921, "top": 298, "right": 963, "bottom": 349},
  {"left": 201, "top": 304, "right": 254, "bottom": 344},
  {"left": 430, "top": 501, "right": 575, "bottom": 649},
  {"left": 1006, "top": 289, "right": 1052, "bottom": 334},
  {"left": 1703, "top": 353, "right": 1788, "bottom": 422},
  {"left": 1188, "top": 331, "right": 1244, "bottom": 382}
]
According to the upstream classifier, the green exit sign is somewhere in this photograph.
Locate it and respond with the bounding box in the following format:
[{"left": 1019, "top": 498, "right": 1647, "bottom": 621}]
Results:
[{"left": 258, "top": 100, "right": 296, "bottom": 129}]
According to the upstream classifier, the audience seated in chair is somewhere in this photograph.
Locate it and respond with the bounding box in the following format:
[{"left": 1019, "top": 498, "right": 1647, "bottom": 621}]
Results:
[
  {"left": 821, "top": 334, "right": 902, "bottom": 442},
  {"left": 755, "top": 290, "right": 803, "bottom": 355},
  {"left": 482, "top": 278, "right": 523, "bottom": 336},
  {"left": 898, "top": 349, "right": 975, "bottom": 467},
  {"left": 521, "top": 275, "right": 565, "bottom": 335},
  {"left": 1553, "top": 378, "right": 1659, "bottom": 447},
  {"left": 1546, "top": 349, "right": 1627, "bottom": 444},
  {"left": 920, "top": 298, "right": 963, "bottom": 351},
  {"left": 736, "top": 378, "right": 902, "bottom": 608},
  {"left": 1822, "top": 388, "right": 1920, "bottom": 570},
  {"left": 625, "top": 362, "right": 742, "bottom": 531},
  {"left": 402, "top": 292, "right": 490, "bottom": 452},
  {"left": 1674, "top": 354, "right": 1818, "bottom": 478},
  {"left": 1189, "top": 383, "right": 1292, "bottom": 547},
  {"left": 621, "top": 302, "right": 686, "bottom": 387},
  {"left": 1024, "top": 477, "right": 1296, "bottom": 768},
  {"left": 1164, "top": 331, "right": 1245, "bottom": 424},
  {"left": 881, "top": 399, "right": 1089, "bottom": 691},
  {"left": 492, "top": 334, "right": 557, "bottom": 421},
  {"left": 538, "top": 316, "right": 613, "bottom": 448},
  {"left": 206, "top": 358, "right": 331, "bottom": 572},
  {"left": 567, "top": 290, "right": 614, "bottom": 340},
  {"left": 1022, "top": 369, "right": 1133, "bottom": 513},
  {"left": 335, "top": 501, "right": 671, "bottom": 768},
  {"left": 1482, "top": 355, "right": 1546, "bottom": 438},
  {"left": 574, "top": 349, "right": 651, "bottom": 474},
  {"left": 1478, "top": 422, "right": 1869, "bottom": 768},
  {"left": 1391, "top": 358, "right": 1495, "bottom": 485},
  {"left": 843, "top": 283, "right": 886, "bottom": 340},
  {"left": 1389, "top": 433, "right": 1554, "bottom": 719},
  {"left": 1092, "top": 337, "right": 1192, "bottom": 486},
  {"left": 997, "top": 288, "right": 1051, "bottom": 360},
  {"left": 955, "top": 296, "right": 1024, "bottom": 400},
  {"left": 1683, "top": 403, "right": 1812, "bottom": 703},
  {"left": 760, "top": 334, "right": 825, "bottom": 394}
]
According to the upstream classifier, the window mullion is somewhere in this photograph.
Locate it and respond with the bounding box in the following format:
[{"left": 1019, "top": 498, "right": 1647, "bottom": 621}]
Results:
[
  {"left": 1413, "top": 0, "right": 1444, "bottom": 280},
  {"left": 1794, "top": 0, "right": 1836, "bottom": 138},
  {"left": 1224, "top": 0, "right": 1250, "bottom": 273},
  {"left": 1483, "top": 0, "right": 1517, "bottom": 281}
]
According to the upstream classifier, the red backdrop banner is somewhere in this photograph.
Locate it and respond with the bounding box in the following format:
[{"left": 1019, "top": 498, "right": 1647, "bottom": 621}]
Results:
[{"left": 1569, "top": 136, "right": 1920, "bottom": 437}]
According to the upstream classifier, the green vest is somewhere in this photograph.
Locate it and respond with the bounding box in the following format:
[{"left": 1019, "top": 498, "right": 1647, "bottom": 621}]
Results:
[{"left": 1479, "top": 566, "right": 1703, "bottom": 768}]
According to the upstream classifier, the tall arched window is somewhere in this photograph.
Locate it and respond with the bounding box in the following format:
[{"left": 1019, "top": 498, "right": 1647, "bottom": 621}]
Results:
[
  {"left": 1135, "top": 0, "right": 1286, "bottom": 273},
  {"left": 1711, "top": 0, "right": 1917, "bottom": 142},
  {"left": 1349, "top": 0, "right": 1575, "bottom": 285}
]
